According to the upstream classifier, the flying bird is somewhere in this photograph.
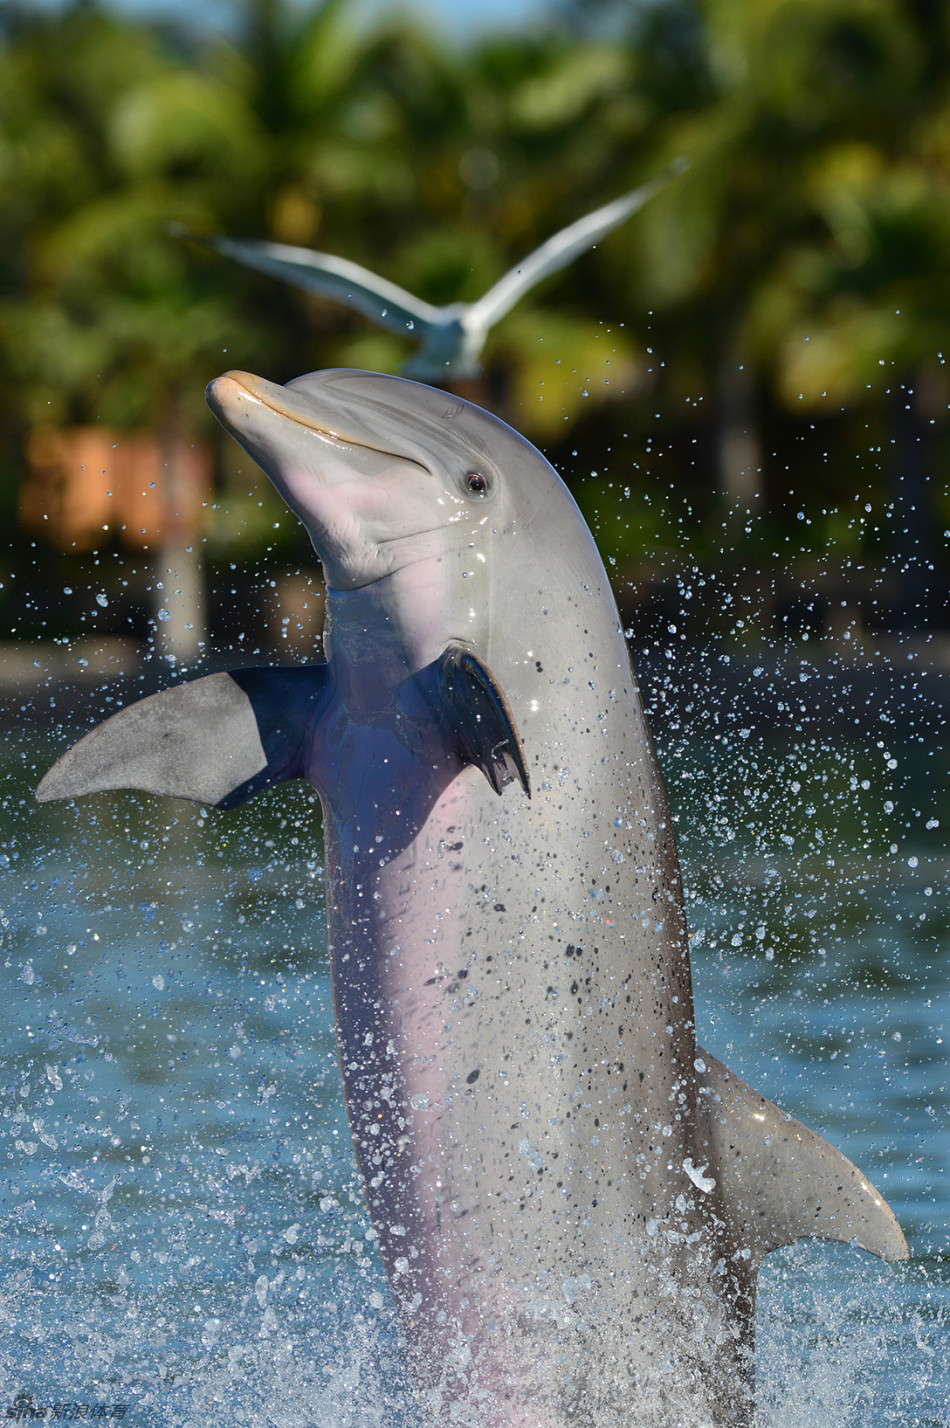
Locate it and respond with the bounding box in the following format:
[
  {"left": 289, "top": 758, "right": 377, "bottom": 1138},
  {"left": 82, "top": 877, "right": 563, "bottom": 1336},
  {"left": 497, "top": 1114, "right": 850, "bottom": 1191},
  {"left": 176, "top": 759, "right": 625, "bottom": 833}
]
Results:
[{"left": 191, "top": 161, "right": 686, "bottom": 380}]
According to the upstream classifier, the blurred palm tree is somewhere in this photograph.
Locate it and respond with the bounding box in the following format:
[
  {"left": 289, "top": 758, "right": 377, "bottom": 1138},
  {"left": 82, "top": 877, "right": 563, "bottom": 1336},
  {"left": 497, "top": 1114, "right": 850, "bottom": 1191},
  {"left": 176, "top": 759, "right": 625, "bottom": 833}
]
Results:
[
  {"left": 613, "top": 0, "right": 950, "bottom": 544},
  {"left": 2, "top": 0, "right": 949, "bottom": 643},
  {"left": 0, "top": 2, "right": 271, "bottom": 656},
  {"left": 0, "top": 3, "right": 253, "bottom": 433}
]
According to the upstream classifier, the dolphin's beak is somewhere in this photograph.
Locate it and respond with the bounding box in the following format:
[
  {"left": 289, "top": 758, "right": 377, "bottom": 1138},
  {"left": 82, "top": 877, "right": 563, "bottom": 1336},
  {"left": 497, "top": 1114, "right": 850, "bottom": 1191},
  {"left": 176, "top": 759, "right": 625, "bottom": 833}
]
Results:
[
  {"left": 206, "top": 370, "right": 409, "bottom": 465},
  {"left": 207, "top": 370, "right": 342, "bottom": 443}
]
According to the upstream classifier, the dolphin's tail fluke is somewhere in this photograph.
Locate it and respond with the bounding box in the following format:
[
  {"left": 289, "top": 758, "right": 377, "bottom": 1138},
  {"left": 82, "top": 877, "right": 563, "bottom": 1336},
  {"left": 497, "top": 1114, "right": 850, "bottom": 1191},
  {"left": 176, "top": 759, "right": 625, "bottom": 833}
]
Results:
[{"left": 695, "top": 1050, "right": 908, "bottom": 1266}]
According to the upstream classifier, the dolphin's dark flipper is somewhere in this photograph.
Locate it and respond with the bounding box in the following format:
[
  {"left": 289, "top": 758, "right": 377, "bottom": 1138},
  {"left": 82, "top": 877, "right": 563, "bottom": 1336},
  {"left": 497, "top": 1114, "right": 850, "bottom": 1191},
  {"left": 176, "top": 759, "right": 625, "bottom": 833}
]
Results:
[
  {"left": 696, "top": 1050, "right": 909, "bottom": 1266},
  {"left": 438, "top": 644, "right": 530, "bottom": 798},
  {"left": 35, "top": 666, "right": 330, "bottom": 809}
]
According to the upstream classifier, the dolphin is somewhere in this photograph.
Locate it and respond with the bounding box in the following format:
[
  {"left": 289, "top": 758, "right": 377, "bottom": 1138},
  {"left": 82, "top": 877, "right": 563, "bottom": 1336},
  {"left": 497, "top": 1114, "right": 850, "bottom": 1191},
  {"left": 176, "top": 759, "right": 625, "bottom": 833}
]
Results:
[
  {"left": 186, "top": 163, "right": 684, "bottom": 380},
  {"left": 37, "top": 369, "right": 907, "bottom": 1426}
]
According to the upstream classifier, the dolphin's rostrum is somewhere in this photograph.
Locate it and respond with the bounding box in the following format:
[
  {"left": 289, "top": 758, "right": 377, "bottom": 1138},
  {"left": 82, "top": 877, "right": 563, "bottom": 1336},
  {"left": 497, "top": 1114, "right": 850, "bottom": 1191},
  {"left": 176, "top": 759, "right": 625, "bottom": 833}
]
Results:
[{"left": 38, "top": 369, "right": 907, "bottom": 1426}]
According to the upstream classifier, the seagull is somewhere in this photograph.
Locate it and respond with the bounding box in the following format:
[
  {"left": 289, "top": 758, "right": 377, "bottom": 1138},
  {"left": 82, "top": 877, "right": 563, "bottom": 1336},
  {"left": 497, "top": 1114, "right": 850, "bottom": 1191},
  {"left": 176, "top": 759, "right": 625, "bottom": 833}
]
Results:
[{"left": 192, "top": 160, "right": 686, "bottom": 380}]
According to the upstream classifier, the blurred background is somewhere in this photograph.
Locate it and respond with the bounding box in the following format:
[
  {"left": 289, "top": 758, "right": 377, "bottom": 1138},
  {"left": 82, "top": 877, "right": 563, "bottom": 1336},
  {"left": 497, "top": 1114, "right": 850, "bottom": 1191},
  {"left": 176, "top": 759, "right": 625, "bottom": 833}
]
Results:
[{"left": 2, "top": 0, "right": 949, "bottom": 700}]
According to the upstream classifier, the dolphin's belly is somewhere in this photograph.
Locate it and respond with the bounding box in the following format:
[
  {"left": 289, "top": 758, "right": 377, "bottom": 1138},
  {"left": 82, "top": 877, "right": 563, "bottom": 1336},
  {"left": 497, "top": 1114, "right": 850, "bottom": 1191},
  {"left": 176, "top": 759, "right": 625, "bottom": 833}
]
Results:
[{"left": 316, "top": 711, "right": 729, "bottom": 1421}]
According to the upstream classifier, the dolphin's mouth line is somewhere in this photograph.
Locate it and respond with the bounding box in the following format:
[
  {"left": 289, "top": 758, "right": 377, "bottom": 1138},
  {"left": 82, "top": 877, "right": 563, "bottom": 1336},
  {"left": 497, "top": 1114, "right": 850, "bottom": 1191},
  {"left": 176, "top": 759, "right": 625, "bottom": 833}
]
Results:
[
  {"left": 324, "top": 543, "right": 460, "bottom": 596},
  {"left": 226, "top": 372, "right": 427, "bottom": 471}
]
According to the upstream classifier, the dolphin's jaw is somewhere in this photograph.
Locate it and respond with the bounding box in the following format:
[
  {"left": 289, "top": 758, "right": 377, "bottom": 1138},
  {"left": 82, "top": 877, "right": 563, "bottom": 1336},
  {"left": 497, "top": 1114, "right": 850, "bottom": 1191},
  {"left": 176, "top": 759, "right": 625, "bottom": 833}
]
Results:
[{"left": 208, "top": 370, "right": 485, "bottom": 594}]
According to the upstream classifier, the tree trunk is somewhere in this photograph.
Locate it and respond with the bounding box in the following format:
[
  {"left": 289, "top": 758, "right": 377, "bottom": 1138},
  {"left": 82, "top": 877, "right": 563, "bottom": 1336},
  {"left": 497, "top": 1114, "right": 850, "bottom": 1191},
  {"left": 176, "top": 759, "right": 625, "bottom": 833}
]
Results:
[{"left": 716, "top": 314, "right": 764, "bottom": 514}]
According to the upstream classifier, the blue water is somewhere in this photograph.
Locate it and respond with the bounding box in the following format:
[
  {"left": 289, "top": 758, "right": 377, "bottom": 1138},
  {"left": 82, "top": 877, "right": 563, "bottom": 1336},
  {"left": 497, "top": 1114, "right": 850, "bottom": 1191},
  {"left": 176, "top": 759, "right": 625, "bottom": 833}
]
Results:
[{"left": 1, "top": 716, "right": 947, "bottom": 1425}]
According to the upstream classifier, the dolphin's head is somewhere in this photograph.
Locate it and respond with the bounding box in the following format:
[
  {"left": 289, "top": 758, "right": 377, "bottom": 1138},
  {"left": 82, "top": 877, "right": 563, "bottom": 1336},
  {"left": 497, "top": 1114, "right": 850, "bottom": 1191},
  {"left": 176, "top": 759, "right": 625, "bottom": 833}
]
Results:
[{"left": 206, "top": 368, "right": 556, "bottom": 594}]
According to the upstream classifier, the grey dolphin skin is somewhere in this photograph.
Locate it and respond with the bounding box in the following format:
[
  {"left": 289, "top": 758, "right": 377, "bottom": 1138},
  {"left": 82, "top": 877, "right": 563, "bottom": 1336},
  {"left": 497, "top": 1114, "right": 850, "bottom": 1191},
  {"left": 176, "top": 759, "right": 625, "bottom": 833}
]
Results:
[{"left": 37, "top": 370, "right": 908, "bottom": 1426}]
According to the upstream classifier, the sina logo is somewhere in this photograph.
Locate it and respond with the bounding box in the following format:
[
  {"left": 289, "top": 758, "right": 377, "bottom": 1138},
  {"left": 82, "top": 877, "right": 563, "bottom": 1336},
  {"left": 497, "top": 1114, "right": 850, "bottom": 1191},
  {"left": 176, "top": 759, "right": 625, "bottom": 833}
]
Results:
[{"left": 7, "top": 1396, "right": 43, "bottom": 1422}]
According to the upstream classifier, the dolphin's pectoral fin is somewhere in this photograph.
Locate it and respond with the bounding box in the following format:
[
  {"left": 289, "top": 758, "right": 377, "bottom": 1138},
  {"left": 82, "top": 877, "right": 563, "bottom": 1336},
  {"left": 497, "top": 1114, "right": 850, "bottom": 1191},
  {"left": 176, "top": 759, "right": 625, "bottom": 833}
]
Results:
[
  {"left": 696, "top": 1049, "right": 908, "bottom": 1267},
  {"left": 216, "top": 666, "right": 329, "bottom": 807},
  {"left": 35, "top": 666, "right": 330, "bottom": 809},
  {"left": 438, "top": 645, "right": 530, "bottom": 798}
]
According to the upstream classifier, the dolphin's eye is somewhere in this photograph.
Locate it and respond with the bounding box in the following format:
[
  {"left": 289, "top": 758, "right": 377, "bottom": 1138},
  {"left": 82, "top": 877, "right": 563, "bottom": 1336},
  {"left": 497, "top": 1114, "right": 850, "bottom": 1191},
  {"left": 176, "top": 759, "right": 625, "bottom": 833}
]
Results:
[{"left": 466, "top": 471, "right": 488, "bottom": 495}]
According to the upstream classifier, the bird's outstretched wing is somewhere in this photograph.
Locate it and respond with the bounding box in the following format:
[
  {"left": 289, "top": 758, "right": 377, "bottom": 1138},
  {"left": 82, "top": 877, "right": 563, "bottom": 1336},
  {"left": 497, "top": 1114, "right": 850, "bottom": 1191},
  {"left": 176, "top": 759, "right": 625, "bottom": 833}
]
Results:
[
  {"left": 468, "top": 160, "right": 687, "bottom": 330},
  {"left": 202, "top": 234, "right": 443, "bottom": 336},
  {"left": 185, "top": 157, "right": 687, "bottom": 377}
]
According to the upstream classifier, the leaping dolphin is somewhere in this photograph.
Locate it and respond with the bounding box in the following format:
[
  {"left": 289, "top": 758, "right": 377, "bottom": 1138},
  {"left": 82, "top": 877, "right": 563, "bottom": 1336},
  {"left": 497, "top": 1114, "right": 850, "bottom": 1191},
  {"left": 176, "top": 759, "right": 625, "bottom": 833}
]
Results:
[
  {"left": 37, "top": 369, "right": 907, "bottom": 1426},
  {"left": 189, "top": 164, "right": 684, "bottom": 380}
]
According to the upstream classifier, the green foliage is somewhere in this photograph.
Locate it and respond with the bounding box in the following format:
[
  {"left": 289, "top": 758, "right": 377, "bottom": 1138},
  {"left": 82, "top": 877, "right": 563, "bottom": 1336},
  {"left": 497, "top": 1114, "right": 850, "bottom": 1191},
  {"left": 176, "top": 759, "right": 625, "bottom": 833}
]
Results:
[{"left": 1, "top": 0, "right": 949, "bottom": 599}]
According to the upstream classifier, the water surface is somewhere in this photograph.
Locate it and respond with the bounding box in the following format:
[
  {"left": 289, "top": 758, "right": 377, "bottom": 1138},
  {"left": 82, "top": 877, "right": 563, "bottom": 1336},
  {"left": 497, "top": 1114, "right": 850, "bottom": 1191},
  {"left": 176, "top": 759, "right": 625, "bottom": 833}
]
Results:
[{"left": 0, "top": 718, "right": 946, "bottom": 1425}]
